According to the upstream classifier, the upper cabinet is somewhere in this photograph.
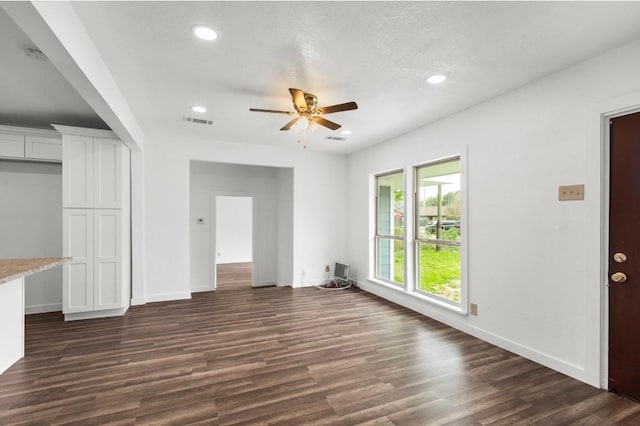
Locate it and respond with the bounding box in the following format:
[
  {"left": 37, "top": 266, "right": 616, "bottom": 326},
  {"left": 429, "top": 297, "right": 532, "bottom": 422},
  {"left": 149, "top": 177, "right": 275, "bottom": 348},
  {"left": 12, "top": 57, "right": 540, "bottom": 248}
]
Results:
[
  {"left": 56, "top": 126, "right": 129, "bottom": 209},
  {"left": 0, "top": 126, "right": 61, "bottom": 161}
]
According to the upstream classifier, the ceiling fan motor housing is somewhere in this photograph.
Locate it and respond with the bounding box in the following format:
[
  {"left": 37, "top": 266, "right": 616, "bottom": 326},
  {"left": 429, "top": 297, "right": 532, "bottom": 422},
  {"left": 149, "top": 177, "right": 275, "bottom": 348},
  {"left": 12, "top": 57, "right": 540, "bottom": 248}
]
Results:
[{"left": 302, "top": 93, "right": 318, "bottom": 113}]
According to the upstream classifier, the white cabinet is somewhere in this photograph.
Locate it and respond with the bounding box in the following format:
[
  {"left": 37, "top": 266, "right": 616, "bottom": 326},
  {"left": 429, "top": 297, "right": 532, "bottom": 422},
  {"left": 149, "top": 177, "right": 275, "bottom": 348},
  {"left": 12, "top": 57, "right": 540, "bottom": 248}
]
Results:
[
  {"left": 0, "top": 126, "right": 62, "bottom": 161},
  {"left": 63, "top": 209, "right": 93, "bottom": 313},
  {"left": 56, "top": 125, "right": 130, "bottom": 321},
  {"left": 62, "top": 135, "right": 123, "bottom": 209},
  {"left": 63, "top": 209, "right": 124, "bottom": 313},
  {"left": 0, "top": 133, "right": 25, "bottom": 158},
  {"left": 25, "top": 136, "right": 62, "bottom": 161}
]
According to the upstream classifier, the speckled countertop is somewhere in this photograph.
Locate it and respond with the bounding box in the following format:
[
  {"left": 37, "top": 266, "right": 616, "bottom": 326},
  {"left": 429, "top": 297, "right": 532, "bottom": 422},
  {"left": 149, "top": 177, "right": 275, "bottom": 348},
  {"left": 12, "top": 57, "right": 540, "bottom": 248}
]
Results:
[{"left": 0, "top": 257, "right": 71, "bottom": 284}]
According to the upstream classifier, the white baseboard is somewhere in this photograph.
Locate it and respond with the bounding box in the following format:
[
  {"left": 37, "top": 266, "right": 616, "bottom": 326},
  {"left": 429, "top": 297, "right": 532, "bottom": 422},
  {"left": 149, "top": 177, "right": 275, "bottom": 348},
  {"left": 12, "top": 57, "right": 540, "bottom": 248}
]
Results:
[
  {"left": 25, "top": 303, "right": 62, "bottom": 314},
  {"left": 253, "top": 280, "right": 278, "bottom": 287},
  {"left": 145, "top": 292, "right": 192, "bottom": 303},
  {"left": 191, "top": 286, "right": 213, "bottom": 293},
  {"left": 130, "top": 297, "right": 146, "bottom": 306},
  {"left": 357, "top": 280, "right": 590, "bottom": 386},
  {"left": 64, "top": 306, "right": 128, "bottom": 321}
]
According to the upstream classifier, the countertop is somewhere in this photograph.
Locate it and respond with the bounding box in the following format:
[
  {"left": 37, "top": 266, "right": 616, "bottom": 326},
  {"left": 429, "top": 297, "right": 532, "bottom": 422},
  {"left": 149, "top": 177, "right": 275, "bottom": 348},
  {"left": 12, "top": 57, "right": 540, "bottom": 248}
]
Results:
[{"left": 0, "top": 257, "right": 71, "bottom": 284}]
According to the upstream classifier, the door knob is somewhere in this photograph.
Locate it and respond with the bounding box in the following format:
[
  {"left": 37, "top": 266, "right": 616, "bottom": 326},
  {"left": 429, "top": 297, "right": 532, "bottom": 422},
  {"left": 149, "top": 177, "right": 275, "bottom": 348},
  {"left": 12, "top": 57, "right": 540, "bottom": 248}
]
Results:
[
  {"left": 611, "top": 272, "right": 628, "bottom": 283},
  {"left": 613, "top": 253, "right": 628, "bottom": 263}
]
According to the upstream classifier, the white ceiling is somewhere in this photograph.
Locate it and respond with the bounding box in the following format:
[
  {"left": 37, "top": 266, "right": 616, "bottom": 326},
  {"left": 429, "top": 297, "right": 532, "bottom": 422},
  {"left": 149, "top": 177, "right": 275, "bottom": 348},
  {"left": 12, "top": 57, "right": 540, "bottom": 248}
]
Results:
[
  {"left": 0, "top": 7, "right": 107, "bottom": 130},
  {"left": 4, "top": 2, "right": 640, "bottom": 153}
]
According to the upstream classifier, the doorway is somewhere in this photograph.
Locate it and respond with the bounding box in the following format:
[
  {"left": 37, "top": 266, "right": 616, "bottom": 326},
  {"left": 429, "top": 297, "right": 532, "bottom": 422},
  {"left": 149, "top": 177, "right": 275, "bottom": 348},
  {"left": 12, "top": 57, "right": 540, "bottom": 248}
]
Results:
[
  {"left": 214, "top": 195, "right": 253, "bottom": 290},
  {"left": 608, "top": 111, "right": 640, "bottom": 401}
]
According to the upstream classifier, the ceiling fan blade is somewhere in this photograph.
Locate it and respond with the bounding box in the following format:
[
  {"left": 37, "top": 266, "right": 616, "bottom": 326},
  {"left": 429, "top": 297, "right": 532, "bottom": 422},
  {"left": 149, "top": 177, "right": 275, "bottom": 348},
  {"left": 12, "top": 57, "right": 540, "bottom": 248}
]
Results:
[
  {"left": 249, "top": 108, "right": 295, "bottom": 115},
  {"left": 289, "top": 88, "right": 307, "bottom": 113},
  {"left": 311, "top": 116, "right": 341, "bottom": 131},
  {"left": 280, "top": 117, "right": 299, "bottom": 131},
  {"left": 317, "top": 101, "right": 358, "bottom": 115}
]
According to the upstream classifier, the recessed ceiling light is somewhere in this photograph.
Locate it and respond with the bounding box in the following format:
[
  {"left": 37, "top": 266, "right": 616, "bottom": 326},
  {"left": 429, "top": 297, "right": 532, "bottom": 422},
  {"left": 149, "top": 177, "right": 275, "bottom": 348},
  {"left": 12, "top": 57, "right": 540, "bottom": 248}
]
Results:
[
  {"left": 192, "top": 25, "right": 218, "bottom": 41},
  {"left": 192, "top": 106, "right": 207, "bottom": 113},
  {"left": 340, "top": 130, "right": 352, "bottom": 135},
  {"left": 427, "top": 74, "right": 447, "bottom": 84}
]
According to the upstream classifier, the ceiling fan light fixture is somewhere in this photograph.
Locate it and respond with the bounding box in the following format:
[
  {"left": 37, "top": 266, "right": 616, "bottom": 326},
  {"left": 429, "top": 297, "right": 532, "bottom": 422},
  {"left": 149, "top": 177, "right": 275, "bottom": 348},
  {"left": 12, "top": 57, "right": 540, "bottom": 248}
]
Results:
[
  {"left": 192, "top": 25, "right": 218, "bottom": 41},
  {"left": 427, "top": 74, "right": 447, "bottom": 84},
  {"left": 295, "top": 115, "right": 310, "bottom": 130},
  {"left": 191, "top": 105, "right": 207, "bottom": 113},
  {"left": 340, "top": 130, "right": 352, "bottom": 135}
]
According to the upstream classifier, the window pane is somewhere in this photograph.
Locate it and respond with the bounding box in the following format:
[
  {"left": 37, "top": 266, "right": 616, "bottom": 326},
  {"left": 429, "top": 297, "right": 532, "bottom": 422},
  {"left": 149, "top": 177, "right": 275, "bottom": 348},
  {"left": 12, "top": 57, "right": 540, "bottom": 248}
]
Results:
[
  {"left": 376, "top": 237, "right": 404, "bottom": 285},
  {"left": 377, "top": 172, "right": 404, "bottom": 237},
  {"left": 416, "top": 160, "right": 460, "bottom": 242},
  {"left": 416, "top": 242, "right": 461, "bottom": 302}
]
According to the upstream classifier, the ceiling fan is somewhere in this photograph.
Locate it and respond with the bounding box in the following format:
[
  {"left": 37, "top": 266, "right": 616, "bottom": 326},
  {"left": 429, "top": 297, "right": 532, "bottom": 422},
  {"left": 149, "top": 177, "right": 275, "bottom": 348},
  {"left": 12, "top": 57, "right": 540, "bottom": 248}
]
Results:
[{"left": 249, "top": 88, "right": 358, "bottom": 131}]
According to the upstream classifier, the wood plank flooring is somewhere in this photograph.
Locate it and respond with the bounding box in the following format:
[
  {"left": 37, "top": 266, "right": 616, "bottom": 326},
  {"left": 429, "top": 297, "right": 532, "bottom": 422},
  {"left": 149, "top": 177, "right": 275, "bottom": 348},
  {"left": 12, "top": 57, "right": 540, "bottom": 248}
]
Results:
[
  {"left": 1, "top": 285, "right": 639, "bottom": 425},
  {"left": 216, "top": 262, "right": 253, "bottom": 290}
]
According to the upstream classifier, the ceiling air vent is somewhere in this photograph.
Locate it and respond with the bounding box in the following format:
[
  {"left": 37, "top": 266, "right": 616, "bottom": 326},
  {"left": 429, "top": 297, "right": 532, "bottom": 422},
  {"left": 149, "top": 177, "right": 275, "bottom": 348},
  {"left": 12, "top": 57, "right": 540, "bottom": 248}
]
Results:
[
  {"left": 183, "top": 116, "right": 212, "bottom": 125},
  {"left": 325, "top": 136, "right": 347, "bottom": 141}
]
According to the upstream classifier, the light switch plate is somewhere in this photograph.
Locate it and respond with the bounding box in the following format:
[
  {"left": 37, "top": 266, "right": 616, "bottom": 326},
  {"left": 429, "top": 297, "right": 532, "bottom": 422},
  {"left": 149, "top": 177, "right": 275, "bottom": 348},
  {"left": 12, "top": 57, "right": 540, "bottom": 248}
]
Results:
[
  {"left": 559, "top": 184, "right": 584, "bottom": 201},
  {"left": 470, "top": 303, "right": 478, "bottom": 316}
]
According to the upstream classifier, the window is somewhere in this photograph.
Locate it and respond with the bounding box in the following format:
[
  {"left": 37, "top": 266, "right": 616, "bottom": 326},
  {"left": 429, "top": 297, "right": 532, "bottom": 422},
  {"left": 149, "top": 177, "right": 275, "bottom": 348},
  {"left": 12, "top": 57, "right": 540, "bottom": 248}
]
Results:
[
  {"left": 415, "top": 158, "right": 461, "bottom": 304},
  {"left": 375, "top": 171, "right": 404, "bottom": 285}
]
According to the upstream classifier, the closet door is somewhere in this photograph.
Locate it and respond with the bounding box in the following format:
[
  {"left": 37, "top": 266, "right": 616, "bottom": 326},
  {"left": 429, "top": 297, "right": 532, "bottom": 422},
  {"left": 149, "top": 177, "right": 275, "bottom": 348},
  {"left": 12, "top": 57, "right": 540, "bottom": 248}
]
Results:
[
  {"left": 63, "top": 209, "right": 94, "bottom": 313},
  {"left": 93, "top": 210, "right": 122, "bottom": 310}
]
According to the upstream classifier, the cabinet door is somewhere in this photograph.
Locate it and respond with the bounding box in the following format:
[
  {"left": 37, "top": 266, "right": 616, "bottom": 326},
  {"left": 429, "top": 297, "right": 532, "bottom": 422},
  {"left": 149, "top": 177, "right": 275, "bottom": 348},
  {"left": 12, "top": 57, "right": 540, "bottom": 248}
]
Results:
[
  {"left": 93, "top": 210, "right": 122, "bottom": 310},
  {"left": 93, "top": 138, "right": 122, "bottom": 209},
  {"left": 25, "top": 136, "right": 62, "bottom": 161},
  {"left": 0, "top": 133, "right": 25, "bottom": 158},
  {"left": 63, "top": 209, "right": 94, "bottom": 313},
  {"left": 62, "top": 135, "right": 93, "bottom": 207}
]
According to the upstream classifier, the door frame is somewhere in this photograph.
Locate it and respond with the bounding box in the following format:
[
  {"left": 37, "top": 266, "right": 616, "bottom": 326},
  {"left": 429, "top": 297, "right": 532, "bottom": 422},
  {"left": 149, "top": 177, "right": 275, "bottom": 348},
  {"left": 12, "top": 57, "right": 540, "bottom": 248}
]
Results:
[
  {"left": 209, "top": 191, "right": 257, "bottom": 290},
  {"left": 592, "top": 92, "right": 640, "bottom": 389}
]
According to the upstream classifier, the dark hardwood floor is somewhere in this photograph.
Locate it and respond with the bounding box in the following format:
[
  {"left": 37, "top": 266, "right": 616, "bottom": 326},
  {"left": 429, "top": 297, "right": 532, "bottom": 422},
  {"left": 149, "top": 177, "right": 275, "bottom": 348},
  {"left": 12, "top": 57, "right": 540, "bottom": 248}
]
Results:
[
  {"left": 216, "top": 262, "right": 253, "bottom": 290},
  {"left": 1, "top": 283, "right": 639, "bottom": 425}
]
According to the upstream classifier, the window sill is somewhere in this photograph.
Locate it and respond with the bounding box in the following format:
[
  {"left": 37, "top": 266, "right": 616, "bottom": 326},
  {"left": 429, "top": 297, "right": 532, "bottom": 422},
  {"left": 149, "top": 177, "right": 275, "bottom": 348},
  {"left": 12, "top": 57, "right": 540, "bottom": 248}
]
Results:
[{"left": 366, "top": 277, "right": 467, "bottom": 315}]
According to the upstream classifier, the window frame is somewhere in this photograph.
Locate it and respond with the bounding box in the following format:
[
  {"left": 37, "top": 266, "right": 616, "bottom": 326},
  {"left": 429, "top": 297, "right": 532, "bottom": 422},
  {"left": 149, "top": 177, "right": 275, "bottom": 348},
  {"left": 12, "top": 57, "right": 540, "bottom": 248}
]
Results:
[
  {"left": 413, "top": 156, "right": 463, "bottom": 307},
  {"left": 374, "top": 169, "right": 405, "bottom": 286}
]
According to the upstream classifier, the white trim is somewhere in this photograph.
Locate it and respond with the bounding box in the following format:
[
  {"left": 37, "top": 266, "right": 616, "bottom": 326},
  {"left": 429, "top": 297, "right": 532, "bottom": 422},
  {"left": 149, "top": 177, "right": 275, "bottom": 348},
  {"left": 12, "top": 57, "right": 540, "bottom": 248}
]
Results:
[
  {"left": 0, "top": 124, "right": 61, "bottom": 138},
  {"left": 358, "top": 279, "right": 588, "bottom": 383},
  {"left": 52, "top": 124, "right": 117, "bottom": 139},
  {"left": 130, "top": 297, "right": 146, "bottom": 306},
  {"left": 64, "top": 306, "right": 128, "bottom": 321},
  {"left": 587, "top": 91, "right": 640, "bottom": 389},
  {"left": 254, "top": 280, "right": 278, "bottom": 287},
  {"left": 370, "top": 149, "right": 469, "bottom": 315},
  {"left": 144, "top": 292, "right": 191, "bottom": 303},
  {"left": 190, "top": 286, "right": 212, "bottom": 293},
  {"left": 209, "top": 191, "right": 257, "bottom": 290},
  {"left": 25, "top": 303, "right": 62, "bottom": 314},
  {"left": 584, "top": 90, "right": 640, "bottom": 389}
]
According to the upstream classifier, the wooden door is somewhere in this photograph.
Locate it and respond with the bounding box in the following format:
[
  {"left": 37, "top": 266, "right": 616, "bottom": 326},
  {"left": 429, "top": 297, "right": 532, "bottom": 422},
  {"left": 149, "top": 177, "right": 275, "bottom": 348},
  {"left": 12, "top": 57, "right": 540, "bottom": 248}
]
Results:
[{"left": 608, "top": 111, "right": 640, "bottom": 401}]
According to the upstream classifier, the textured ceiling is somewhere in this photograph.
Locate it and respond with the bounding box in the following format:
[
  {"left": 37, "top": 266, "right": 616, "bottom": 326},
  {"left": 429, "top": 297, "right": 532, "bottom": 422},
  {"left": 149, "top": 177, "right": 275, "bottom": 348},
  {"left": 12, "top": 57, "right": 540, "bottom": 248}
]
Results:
[{"left": 4, "top": 2, "right": 640, "bottom": 153}]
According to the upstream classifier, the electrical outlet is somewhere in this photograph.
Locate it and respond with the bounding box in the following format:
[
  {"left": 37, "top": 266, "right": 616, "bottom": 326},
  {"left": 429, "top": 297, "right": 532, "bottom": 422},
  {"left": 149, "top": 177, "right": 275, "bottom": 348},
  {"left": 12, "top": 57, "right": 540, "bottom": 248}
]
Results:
[
  {"left": 324, "top": 264, "right": 330, "bottom": 272},
  {"left": 470, "top": 303, "right": 478, "bottom": 316},
  {"left": 558, "top": 184, "right": 584, "bottom": 201}
]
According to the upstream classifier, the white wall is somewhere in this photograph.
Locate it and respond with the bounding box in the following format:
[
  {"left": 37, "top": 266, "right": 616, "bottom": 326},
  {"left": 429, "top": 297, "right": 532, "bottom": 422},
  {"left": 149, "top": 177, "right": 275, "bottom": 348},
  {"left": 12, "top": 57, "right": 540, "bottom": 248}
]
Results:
[
  {"left": 347, "top": 39, "right": 640, "bottom": 388},
  {"left": 190, "top": 161, "right": 282, "bottom": 290},
  {"left": 215, "top": 196, "right": 253, "bottom": 264},
  {"left": 0, "top": 160, "right": 62, "bottom": 313},
  {"left": 276, "top": 168, "right": 294, "bottom": 286},
  {"left": 144, "top": 134, "right": 347, "bottom": 302}
]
